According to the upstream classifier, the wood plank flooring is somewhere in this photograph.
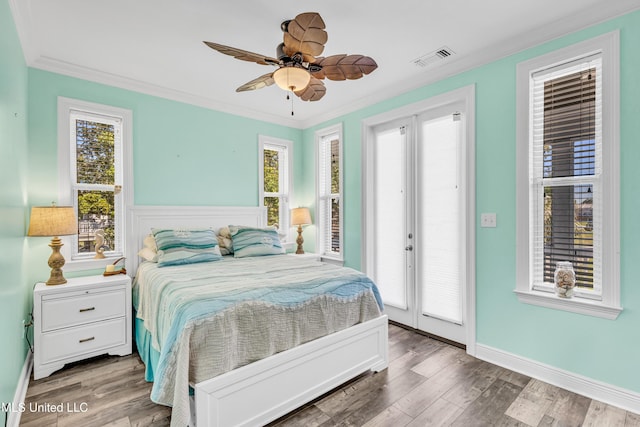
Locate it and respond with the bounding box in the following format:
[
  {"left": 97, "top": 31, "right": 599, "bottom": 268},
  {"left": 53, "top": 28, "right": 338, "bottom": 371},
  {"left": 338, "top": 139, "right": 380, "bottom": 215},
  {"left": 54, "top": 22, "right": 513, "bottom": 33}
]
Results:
[{"left": 20, "top": 323, "right": 640, "bottom": 426}]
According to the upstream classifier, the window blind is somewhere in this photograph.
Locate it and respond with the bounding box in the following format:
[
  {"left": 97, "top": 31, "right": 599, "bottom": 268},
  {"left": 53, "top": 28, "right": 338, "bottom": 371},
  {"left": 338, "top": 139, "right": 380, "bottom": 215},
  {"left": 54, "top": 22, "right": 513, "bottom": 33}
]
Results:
[
  {"left": 530, "top": 54, "right": 602, "bottom": 294},
  {"left": 318, "top": 133, "right": 341, "bottom": 255},
  {"left": 70, "top": 110, "right": 123, "bottom": 256},
  {"left": 263, "top": 144, "right": 289, "bottom": 230},
  {"left": 419, "top": 115, "right": 463, "bottom": 324}
]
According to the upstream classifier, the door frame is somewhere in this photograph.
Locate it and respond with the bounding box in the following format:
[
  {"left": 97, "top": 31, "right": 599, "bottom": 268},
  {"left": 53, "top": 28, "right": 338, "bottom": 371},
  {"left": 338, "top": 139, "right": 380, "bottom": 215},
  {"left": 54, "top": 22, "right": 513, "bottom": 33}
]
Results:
[{"left": 361, "top": 85, "right": 476, "bottom": 356}]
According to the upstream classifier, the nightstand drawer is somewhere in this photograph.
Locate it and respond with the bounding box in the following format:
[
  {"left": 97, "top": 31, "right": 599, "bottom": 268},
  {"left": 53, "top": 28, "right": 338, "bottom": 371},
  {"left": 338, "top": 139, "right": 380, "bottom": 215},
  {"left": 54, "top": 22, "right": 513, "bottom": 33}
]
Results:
[
  {"left": 41, "top": 289, "right": 126, "bottom": 331},
  {"left": 40, "top": 317, "right": 126, "bottom": 364}
]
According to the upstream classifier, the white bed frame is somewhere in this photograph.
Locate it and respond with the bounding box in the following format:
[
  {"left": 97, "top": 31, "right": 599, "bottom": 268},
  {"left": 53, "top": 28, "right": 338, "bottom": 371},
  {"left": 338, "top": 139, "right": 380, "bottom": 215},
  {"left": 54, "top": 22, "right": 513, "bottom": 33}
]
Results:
[{"left": 127, "top": 206, "right": 389, "bottom": 427}]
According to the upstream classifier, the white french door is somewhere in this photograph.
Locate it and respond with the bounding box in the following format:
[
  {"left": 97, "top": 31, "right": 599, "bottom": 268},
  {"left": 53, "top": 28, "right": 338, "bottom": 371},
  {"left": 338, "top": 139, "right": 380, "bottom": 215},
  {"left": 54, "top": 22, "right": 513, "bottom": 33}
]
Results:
[
  {"left": 370, "top": 118, "right": 415, "bottom": 327},
  {"left": 415, "top": 111, "right": 466, "bottom": 344},
  {"left": 364, "top": 93, "right": 473, "bottom": 346}
]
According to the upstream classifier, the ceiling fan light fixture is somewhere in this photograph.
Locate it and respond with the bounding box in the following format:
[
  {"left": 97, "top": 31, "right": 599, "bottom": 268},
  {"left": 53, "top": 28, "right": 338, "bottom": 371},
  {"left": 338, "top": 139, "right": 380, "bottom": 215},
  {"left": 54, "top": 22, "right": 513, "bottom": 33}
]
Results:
[
  {"left": 204, "top": 12, "right": 377, "bottom": 105},
  {"left": 273, "top": 66, "right": 311, "bottom": 92}
]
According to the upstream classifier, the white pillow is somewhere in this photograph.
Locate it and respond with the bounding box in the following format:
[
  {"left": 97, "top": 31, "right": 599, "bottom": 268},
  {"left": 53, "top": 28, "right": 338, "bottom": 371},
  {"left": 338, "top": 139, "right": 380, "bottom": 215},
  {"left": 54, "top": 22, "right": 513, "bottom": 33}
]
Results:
[
  {"left": 137, "top": 247, "right": 157, "bottom": 262},
  {"left": 143, "top": 234, "right": 157, "bottom": 251},
  {"left": 137, "top": 234, "right": 158, "bottom": 262}
]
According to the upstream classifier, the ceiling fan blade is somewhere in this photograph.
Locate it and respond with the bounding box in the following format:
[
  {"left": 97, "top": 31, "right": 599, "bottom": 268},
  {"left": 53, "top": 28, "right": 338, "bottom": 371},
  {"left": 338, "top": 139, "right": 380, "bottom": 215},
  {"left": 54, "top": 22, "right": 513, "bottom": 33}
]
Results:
[
  {"left": 203, "top": 41, "right": 279, "bottom": 66},
  {"left": 294, "top": 77, "right": 326, "bottom": 101},
  {"left": 312, "top": 54, "right": 378, "bottom": 81},
  {"left": 283, "top": 12, "right": 327, "bottom": 62},
  {"left": 236, "top": 73, "right": 275, "bottom": 92}
]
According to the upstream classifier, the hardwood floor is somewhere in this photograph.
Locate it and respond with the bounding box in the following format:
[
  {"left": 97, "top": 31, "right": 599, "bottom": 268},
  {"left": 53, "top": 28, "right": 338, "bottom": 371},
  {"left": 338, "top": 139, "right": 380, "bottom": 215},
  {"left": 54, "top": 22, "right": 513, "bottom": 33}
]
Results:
[{"left": 20, "top": 324, "right": 640, "bottom": 426}]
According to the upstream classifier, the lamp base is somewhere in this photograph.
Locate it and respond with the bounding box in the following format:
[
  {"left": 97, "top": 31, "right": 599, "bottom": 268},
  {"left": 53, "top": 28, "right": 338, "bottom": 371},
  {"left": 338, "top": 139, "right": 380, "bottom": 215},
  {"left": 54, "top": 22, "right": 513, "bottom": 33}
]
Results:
[
  {"left": 46, "top": 237, "right": 67, "bottom": 285},
  {"left": 296, "top": 225, "right": 305, "bottom": 255}
]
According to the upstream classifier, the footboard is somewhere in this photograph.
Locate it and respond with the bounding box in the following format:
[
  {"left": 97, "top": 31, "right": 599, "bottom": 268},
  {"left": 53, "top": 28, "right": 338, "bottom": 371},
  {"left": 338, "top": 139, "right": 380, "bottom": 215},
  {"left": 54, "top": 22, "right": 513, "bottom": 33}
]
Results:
[{"left": 194, "top": 315, "right": 388, "bottom": 427}]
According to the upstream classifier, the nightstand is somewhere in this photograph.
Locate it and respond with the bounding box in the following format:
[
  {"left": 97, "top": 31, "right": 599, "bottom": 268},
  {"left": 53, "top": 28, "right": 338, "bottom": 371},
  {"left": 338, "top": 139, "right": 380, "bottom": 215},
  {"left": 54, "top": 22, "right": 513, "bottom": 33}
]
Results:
[{"left": 33, "top": 274, "right": 132, "bottom": 380}]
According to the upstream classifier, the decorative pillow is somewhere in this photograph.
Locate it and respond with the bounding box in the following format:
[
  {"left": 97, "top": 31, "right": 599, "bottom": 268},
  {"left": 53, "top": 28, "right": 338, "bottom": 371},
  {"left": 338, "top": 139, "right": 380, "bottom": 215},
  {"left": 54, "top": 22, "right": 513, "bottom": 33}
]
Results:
[
  {"left": 216, "top": 226, "right": 234, "bottom": 255},
  {"left": 151, "top": 228, "right": 222, "bottom": 267},
  {"left": 143, "top": 234, "right": 157, "bottom": 251},
  {"left": 138, "top": 234, "right": 159, "bottom": 262},
  {"left": 229, "top": 225, "right": 285, "bottom": 258},
  {"left": 137, "top": 247, "right": 157, "bottom": 262}
]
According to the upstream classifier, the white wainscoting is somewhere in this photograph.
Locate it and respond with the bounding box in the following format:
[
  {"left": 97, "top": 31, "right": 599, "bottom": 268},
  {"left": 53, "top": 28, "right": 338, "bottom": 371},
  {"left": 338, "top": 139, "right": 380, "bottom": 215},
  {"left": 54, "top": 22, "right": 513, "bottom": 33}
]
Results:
[{"left": 475, "top": 343, "right": 640, "bottom": 414}]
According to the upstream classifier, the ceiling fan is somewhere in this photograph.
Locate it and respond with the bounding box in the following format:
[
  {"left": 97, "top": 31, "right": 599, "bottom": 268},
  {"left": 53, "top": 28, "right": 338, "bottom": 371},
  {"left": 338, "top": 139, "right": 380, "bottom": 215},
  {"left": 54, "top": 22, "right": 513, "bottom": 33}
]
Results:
[{"left": 203, "top": 12, "right": 378, "bottom": 103}]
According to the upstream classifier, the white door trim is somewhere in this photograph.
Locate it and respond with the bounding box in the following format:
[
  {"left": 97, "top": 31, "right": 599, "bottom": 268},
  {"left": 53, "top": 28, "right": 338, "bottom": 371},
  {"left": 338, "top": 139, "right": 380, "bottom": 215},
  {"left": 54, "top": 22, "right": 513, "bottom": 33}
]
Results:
[{"left": 361, "top": 84, "right": 476, "bottom": 355}]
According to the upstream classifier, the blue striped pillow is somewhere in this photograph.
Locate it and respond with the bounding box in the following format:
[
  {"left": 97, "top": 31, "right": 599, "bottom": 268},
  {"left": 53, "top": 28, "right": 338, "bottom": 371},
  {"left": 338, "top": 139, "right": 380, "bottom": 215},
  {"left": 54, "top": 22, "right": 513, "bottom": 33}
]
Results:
[
  {"left": 229, "top": 226, "right": 285, "bottom": 258},
  {"left": 151, "top": 228, "right": 222, "bottom": 267}
]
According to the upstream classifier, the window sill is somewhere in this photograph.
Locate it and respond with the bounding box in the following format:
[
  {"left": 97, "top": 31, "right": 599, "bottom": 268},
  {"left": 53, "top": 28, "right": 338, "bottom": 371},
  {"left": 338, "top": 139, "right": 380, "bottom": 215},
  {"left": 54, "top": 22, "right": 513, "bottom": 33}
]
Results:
[
  {"left": 65, "top": 256, "right": 123, "bottom": 272},
  {"left": 514, "top": 289, "right": 622, "bottom": 320}
]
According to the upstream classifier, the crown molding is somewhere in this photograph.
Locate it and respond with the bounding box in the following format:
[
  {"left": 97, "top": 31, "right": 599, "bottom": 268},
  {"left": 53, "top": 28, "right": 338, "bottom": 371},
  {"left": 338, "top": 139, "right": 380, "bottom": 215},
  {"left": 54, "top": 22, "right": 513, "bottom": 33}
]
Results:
[
  {"left": 298, "top": 2, "right": 640, "bottom": 128},
  {"left": 29, "top": 56, "right": 303, "bottom": 128},
  {"left": 10, "top": 1, "right": 640, "bottom": 130},
  {"left": 8, "top": 0, "right": 38, "bottom": 64}
]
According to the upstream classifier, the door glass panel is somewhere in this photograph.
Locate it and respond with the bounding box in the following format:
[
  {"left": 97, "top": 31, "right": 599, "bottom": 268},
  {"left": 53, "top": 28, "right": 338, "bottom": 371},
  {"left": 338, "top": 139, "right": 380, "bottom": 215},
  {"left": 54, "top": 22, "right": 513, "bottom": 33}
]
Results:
[
  {"left": 373, "top": 126, "right": 407, "bottom": 309},
  {"left": 418, "top": 116, "right": 463, "bottom": 324}
]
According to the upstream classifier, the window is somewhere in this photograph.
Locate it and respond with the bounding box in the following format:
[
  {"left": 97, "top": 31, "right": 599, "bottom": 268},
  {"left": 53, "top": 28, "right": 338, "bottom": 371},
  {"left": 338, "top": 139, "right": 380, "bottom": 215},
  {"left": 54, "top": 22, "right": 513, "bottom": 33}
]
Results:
[
  {"left": 259, "top": 135, "right": 292, "bottom": 241},
  {"left": 515, "top": 32, "right": 621, "bottom": 319},
  {"left": 316, "top": 124, "right": 343, "bottom": 260},
  {"left": 58, "top": 98, "right": 133, "bottom": 270}
]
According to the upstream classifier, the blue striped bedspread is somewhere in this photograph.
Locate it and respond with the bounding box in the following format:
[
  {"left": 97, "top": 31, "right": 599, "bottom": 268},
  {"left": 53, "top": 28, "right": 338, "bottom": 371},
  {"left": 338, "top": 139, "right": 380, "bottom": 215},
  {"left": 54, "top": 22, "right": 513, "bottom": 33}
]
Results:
[{"left": 132, "top": 254, "right": 383, "bottom": 427}]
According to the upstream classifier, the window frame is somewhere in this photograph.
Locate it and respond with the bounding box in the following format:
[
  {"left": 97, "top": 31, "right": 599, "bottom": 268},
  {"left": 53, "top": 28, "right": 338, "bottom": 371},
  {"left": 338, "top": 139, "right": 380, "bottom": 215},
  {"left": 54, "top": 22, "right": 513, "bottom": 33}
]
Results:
[
  {"left": 57, "top": 97, "right": 133, "bottom": 272},
  {"left": 315, "top": 123, "right": 344, "bottom": 262},
  {"left": 515, "top": 31, "right": 621, "bottom": 319},
  {"left": 530, "top": 54, "right": 602, "bottom": 298},
  {"left": 258, "top": 135, "right": 293, "bottom": 242}
]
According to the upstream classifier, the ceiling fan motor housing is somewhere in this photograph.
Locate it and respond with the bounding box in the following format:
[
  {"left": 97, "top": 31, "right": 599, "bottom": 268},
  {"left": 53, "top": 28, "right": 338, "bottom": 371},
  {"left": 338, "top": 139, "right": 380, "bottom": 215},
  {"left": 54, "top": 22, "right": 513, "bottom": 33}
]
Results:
[{"left": 276, "top": 43, "right": 288, "bottom": 61}]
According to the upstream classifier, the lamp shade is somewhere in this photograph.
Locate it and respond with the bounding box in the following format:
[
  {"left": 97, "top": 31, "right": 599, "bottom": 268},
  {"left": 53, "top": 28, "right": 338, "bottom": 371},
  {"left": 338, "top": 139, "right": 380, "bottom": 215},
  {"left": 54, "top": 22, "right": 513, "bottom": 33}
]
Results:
[
  {"left": 291, "top": 207, "right": 312, "bottom": 226},
  {"left": 28, "top": 206, "right": 77, "bottom": 237},
  {"left": 273, "top": 67, "right": 311, "bottom": 92}
]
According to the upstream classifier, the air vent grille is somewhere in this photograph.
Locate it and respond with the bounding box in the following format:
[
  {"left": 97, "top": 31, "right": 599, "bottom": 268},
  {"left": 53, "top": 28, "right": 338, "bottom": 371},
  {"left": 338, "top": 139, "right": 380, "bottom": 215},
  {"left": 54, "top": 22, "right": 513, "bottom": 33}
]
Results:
[{"left": 412, "top": 46, "right": 455, "bottom": 68}]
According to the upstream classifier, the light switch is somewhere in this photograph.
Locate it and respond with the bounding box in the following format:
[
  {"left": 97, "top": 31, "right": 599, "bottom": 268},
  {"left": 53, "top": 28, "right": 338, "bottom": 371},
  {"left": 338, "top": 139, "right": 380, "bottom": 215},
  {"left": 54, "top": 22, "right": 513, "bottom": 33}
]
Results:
[{"left": 481, "top": 213, "right": 497, "bottom": 228}]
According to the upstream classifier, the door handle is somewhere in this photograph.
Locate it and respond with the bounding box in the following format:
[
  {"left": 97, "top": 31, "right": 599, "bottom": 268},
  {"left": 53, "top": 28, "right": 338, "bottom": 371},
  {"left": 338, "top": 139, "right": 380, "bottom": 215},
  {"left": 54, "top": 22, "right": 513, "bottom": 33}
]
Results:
[{"left": 405, "top": 245, "right": 413, "bottom": 251}]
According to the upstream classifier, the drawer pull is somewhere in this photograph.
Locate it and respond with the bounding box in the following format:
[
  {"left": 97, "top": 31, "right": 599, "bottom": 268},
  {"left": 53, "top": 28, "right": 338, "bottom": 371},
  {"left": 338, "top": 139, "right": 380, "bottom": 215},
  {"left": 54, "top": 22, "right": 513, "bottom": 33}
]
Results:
[
  {"left": 79, "top": 337, "right": 95, "bottom": 343},
  {"left": 79, "top": 307, "right": 96, "bottom": 313}
]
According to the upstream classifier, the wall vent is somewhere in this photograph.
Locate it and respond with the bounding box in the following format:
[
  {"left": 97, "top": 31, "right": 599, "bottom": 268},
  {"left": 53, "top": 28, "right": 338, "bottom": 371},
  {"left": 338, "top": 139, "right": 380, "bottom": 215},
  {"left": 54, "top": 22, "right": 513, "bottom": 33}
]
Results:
[{"left": 412, "top": 46, "right": 455, "bottom": 68}]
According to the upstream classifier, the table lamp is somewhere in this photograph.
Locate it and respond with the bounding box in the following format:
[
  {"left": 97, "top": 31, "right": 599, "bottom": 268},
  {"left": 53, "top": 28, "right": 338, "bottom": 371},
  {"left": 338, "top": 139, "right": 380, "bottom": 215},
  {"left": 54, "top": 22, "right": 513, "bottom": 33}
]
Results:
[
  {"left": 28, "top": 204, "right": 77, "bottom": 285},
  {"left": 291, "top": 207, "right": 312, "bottom": 255}
]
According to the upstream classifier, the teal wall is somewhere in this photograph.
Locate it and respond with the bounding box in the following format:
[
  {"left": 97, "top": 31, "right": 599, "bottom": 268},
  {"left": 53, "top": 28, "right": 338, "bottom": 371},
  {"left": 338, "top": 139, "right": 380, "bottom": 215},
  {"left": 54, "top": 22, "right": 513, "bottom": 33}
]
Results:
[
  {"left": 4, "top": 1, "right": 640, "bottom": 413},
  {"left": 0, "top": 0, "right": 29, "bottom": 420},
  {"left": 27, "top": 69, "right": 303, "bottom": 207},
  {"left": 302, "top": 10, "right": 640, "bottom": 393},
  {"left": 25, "top": 69, "right": 304, "bottom": 282},
  {"left": 4, "top": 3, "right": 304, "bottom": 407}
]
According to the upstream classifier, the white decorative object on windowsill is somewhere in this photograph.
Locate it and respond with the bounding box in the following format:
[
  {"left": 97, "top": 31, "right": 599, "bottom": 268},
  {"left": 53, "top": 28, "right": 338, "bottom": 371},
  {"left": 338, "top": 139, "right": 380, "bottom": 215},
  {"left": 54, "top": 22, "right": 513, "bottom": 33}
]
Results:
[
  {"left": 554, "top": 261, "right": 576, "bottom": 298},
  {"left": 94, "top": 229, "right": 106, "bottom": 259}
]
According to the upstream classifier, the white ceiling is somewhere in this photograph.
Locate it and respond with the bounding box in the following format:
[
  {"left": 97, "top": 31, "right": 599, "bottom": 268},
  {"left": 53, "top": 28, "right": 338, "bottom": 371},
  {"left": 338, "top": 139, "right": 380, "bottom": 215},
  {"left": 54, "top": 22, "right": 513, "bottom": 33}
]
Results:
[{"left": 10, "top": 0, "right": 640, "bottom": 128}]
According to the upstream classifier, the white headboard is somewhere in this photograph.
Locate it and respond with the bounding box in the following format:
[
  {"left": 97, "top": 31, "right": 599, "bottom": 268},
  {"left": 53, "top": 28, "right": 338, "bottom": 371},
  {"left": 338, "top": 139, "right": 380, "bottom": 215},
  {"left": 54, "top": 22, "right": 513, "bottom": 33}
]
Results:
[{"left": 126, "top": 206, "right": 266, "bottom": 277}]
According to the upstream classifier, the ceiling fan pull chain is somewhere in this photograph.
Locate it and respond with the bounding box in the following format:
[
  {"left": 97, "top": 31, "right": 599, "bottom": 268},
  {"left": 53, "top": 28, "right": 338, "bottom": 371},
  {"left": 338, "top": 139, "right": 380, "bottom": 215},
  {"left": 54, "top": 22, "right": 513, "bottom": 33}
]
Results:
[{"left": 290, "top": 91, "right": 295, "bottom": 116}]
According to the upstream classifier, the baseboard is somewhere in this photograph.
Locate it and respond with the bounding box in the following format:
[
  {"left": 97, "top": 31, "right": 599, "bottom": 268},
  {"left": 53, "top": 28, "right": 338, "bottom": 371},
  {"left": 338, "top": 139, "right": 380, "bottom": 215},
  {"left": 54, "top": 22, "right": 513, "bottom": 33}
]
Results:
[
  {"left": 475, "top": 343, "right": 640, "bottom": 414},
  {"left": 6, "top": 351, "right": 33, "bottom": 427}
]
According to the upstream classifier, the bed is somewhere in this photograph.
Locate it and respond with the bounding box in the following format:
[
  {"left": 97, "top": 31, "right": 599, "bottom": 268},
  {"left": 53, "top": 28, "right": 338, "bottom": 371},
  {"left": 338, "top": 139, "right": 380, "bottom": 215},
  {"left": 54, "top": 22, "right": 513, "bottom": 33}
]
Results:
[{"left": 126, "top": 206, "right": 389, "bottom": 427}]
